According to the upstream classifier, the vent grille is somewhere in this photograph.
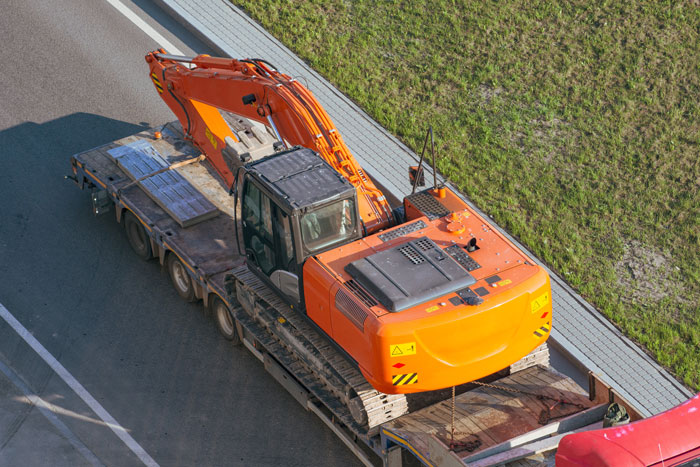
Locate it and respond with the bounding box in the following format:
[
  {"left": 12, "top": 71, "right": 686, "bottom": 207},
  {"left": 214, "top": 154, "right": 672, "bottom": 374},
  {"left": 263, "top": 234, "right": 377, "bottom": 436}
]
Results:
[
  {"left": 345, "top": 279, "right": 378, "bottom": 308},
  {"left": 378, "top": 220, "right": 427, "bottom": 242},
  {"left": 414, "top": 238, "right": 435, "bottom": 251},
  {"left": 445, "top": 244, "right": 481, "bottom": 271},
  {"left": 335, "top": 288, "right": 368, "bottom": 331},
  {"left": 405, "top": 191, "right": 451, "bottom": 220},
  {"left": 399, "top": 244, "right": 425, "bottom": 265}
]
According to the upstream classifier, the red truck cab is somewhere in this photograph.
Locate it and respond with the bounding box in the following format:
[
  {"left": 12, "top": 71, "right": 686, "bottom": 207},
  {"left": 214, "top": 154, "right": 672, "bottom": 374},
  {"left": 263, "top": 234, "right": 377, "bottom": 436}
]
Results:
[{"left": 556, "top": 394, "right": 700, "bottom": 466}]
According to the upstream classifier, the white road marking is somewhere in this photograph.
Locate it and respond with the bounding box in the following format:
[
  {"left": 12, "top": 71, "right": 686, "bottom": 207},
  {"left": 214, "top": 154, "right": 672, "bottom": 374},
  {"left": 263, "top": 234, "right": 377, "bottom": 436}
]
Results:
[
  {"left": 103, "top": 0, "right": 184, "bottom": 55},
  {"left": 0, "top": 360, "right": 104, "bottom": 467},
  {"left": 0, "top": 303, "right": 159, "bottom": 467},
  {"left": 11, "top": 394, "right": 126, "bottom": 431}
]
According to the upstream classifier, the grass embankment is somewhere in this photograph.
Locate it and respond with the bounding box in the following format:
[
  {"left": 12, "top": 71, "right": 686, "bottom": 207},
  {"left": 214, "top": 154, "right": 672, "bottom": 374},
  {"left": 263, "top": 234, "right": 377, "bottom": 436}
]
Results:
[{"left": 233, "top": 1, "right": 700, "bottom": 389}]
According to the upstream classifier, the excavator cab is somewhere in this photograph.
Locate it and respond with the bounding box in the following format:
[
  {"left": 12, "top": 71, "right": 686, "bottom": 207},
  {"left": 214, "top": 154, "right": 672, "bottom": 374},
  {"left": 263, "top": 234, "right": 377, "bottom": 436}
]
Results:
[{"left": 237, "top": 146, "right": 361, "bottom": 307}]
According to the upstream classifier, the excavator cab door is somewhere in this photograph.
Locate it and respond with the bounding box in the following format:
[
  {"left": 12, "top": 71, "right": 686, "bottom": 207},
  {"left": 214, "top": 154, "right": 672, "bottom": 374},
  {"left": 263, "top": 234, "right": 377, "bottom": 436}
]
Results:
[
  {"left": 237, "top": 147, "right": 361, "bottom": 309},
  {"left": 241, "top": 176, "right": 300, "bottom": 304}
]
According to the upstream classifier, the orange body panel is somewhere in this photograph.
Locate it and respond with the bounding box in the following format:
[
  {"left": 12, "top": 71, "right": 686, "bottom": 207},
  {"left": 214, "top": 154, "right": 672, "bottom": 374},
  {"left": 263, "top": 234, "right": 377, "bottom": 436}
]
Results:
[
  {"left": 304, "top": 259, "right": 375, "bottom": 370},
  {"left": 145, "top": 51, "right": 392, "bottom": 233},
  {"left": 306, "top": 187, "right": 552, "bottom": 394}
]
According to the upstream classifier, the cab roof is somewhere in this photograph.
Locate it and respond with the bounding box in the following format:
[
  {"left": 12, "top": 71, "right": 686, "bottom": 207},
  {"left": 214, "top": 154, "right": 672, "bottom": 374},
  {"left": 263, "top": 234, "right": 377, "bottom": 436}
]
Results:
[{"left": 246, "top": 146, "right": 355, "bottom": 212}]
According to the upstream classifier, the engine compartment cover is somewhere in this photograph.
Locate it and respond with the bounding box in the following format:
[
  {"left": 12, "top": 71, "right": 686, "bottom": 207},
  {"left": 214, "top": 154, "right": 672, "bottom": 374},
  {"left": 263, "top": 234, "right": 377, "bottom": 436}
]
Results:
[{"left": 345, "top": 237, "right": 476, "bottom": 312}]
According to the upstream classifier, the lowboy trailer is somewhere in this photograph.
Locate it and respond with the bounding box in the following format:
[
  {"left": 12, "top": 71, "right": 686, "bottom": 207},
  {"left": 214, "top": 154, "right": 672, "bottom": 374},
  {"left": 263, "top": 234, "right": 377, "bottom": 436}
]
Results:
[{"left": 69, "top": 121, "right": 694, "bottom": 466}]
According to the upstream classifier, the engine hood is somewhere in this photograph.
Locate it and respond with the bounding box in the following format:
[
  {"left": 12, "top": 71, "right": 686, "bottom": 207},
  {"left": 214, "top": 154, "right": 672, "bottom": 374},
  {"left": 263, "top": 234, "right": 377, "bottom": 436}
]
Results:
[{"left": 344, "top": 237, "right": 476, "bottom": 312}]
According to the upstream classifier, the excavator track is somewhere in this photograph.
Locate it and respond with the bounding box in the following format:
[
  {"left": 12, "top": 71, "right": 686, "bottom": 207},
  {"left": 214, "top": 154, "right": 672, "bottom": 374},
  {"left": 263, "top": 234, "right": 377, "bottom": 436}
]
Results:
[
  {"left": 225, "top": 265, "right": 409, "bottom": 434},
  {"left": 224, "top": 265, "right": 550, "bottom": 436}
]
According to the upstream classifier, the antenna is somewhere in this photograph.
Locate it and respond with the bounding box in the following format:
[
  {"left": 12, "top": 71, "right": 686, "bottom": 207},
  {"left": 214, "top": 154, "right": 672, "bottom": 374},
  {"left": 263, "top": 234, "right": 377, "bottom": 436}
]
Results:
[
  {"left": 430, "top": 126, "right": 437, "bottom": 190},
  {"left": 411, "top": 127, "right": 433, "bottom": 195}
]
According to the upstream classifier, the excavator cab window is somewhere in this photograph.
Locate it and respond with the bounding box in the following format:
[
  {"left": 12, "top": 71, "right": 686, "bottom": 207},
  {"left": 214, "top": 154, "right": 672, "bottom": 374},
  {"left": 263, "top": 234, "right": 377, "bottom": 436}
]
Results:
[
  {"left": 300, "top": 198, "right": 356, "bottom": 254},
  {"left": 242, "top": 180, "right": 276, "bottom": 275},
  {"left": 241, "top": 176, "right": 301, "bottom": 303}
]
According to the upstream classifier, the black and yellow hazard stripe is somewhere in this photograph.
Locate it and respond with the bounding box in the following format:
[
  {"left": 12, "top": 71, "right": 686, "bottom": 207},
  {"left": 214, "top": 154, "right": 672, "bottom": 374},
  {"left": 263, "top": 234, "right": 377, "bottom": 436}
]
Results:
[
  {"left": 151, "top": 73, "right": 164, "bottom": 93},
  {"left": 533, "top": 322, "right": 551, "bottom": 338},
  {"left": 392, "top": 373, "right": 418, "bottom": 386}
]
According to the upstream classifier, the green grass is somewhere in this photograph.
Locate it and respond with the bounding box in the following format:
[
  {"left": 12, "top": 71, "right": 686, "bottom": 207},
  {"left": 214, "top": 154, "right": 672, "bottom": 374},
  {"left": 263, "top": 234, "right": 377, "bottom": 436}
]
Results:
[{"left": 233, "top": 0, "right": 700, "bottom": 390}]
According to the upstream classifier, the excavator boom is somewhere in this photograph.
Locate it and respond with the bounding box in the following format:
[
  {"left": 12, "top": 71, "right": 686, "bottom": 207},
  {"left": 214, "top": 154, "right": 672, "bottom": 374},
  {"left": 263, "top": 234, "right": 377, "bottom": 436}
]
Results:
[{"left": 146, "top": 50, "right": 392, "bottom": 233}]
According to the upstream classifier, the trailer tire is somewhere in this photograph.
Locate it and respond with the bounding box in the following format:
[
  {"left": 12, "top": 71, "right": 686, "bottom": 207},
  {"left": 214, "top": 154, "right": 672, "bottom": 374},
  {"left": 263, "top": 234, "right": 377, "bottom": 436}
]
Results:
[
  {"left": 211, "top": 295, "right": 240, "bottom": 345},
  {"left": 124, "top": 211, "right": 152, "bottom": 260},
  {"left": 167, "top": 253, "right": 196, "bottom": 302}
]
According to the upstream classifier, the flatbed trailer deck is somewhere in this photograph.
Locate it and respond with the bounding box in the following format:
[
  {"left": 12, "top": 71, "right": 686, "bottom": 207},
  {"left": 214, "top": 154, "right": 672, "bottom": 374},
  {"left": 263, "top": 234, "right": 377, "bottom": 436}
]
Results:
[
  {"left": 71, "top": 122, "right": 238, "bottom": 312},
  {"left": 70, "top": 122, "right": 645, "bottom": 466}
]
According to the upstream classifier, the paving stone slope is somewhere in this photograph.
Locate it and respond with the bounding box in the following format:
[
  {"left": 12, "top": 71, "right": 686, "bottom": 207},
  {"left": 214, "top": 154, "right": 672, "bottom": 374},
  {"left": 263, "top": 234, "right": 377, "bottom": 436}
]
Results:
[{"left": 157, "top": 0, "right": 694, "bottom": 417}]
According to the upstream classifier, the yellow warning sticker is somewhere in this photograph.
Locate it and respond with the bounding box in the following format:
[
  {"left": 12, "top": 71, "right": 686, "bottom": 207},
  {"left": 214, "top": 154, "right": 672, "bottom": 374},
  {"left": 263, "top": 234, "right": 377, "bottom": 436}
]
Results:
[
  {"left": 497, "top": 279, "right": 512, "bottom": 287},
  {"left": 425, "top": 305, "right": 439, "bottom": 313},
  {"left": 531, "top": 292, "right": 550, "bottom": 314},
  {"left": 390, "top": 342, "right": 416, "bottom": 357},
  {"left": 205, "top": 127, "right": 218, "bottom": 149}
]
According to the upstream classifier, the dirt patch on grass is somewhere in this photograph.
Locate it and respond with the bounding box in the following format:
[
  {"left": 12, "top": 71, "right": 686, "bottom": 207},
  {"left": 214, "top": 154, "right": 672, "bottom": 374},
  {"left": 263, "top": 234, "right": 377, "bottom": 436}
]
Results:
[
  {"left": 508, "top": 115, "right": 577, "bottom": 164},
  {"left": 530, "top": 117, "right": 570, "bottom": 139},
  {"left": 477, "top": 84, "right": 504, "bottom": 105},
  {"left": 615, "top": 240, "right": 674, "bottom": 304}
]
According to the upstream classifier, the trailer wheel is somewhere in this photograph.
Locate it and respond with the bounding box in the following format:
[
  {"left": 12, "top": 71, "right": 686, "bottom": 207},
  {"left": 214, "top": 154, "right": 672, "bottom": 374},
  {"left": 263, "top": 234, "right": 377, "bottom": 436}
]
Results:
[
  {"left": 167, "top": 253, "right": 196, "bottom": 302},
  {"left": 124, "top": 211, "right": 152, "bottom": 260},
  {"left": 211, "top": 295, "right": 240, "bottom": 345}
]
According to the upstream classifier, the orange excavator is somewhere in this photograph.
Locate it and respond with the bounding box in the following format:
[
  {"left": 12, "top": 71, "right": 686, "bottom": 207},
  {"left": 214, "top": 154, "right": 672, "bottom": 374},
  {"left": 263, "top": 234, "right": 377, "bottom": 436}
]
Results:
[{"left": 146, "top": 50, "right": 551, "bottom": 402}]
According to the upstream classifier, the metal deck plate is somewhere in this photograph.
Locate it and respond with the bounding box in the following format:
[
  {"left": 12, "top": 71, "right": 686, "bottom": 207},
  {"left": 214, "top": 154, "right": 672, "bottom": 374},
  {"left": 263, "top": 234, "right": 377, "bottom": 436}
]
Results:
[{"left": 108, "top": 140, "right": 218, "bottom": 228}]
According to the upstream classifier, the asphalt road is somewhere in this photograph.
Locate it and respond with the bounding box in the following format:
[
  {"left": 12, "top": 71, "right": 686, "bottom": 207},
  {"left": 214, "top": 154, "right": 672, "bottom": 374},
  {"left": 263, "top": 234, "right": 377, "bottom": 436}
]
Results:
[{"left": 0, "top": 1, "right": 358, "bottom": 465}]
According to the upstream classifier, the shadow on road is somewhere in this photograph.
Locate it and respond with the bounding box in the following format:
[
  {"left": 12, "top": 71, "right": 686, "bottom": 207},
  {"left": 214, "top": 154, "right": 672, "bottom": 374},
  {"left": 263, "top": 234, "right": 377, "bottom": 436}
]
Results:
[{"left": 0, "top": 113, "right": 149, "bottom": 168}]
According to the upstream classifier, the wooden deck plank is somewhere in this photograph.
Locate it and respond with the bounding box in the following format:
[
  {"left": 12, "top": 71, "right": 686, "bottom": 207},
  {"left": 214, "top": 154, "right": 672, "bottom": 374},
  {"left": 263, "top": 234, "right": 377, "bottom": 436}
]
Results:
[
  {"left": 472, "top": 402, "right": 541, "bottom": 446},
  {"left": 383, "top": 366, "right": 595, "bottom": 463},
  {"left": 454, "top": 389, "right": 511, "bottom": 415},
  {"left": 421, "top": 406, "right": 482, "bottom": 445},
  {"left": 435, "top": 400, "right": 501, "bottom": 441},
  {"left": 450, "top": 414, "right": 498, "bottom": 446},
  {"left": 521, "top": 370, "right": 592, "bottom": 409},
  {"left": 445, "top": 402, "right": 501, "bottom": 443},
  {"left": 387, "top": 415, "right": 486, "bottom": 458}
]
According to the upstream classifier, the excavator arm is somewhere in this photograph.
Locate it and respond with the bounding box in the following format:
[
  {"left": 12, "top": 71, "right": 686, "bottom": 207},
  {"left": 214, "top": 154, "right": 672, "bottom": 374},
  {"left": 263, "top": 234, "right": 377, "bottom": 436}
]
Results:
[{"left": 145, "top": 50, "right": 392, "bottom": 233}]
